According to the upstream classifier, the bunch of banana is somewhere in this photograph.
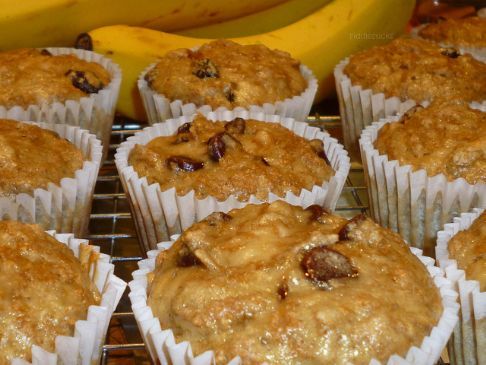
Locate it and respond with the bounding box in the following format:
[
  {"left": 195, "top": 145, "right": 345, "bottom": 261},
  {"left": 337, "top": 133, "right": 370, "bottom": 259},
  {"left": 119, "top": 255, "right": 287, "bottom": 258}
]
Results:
[
  {"left": 83, "top": 0, "right": 415, "bottom": 120},
  {"left": 0, "top": 0, "right": 286, "bottom": 50}
]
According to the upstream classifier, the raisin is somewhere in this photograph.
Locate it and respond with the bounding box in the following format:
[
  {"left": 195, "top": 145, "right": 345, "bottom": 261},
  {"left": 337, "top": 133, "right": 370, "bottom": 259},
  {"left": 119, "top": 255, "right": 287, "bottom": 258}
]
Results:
[
  {"left": 173, "top": 134, "right": 191, "bottom": 144},
  {"left": 338, "top": 214, "right": 367, "bottom": 241},
  {"left": 177, "top": 122, "right": 192, "bottom": 134},
  {"left": 66, "top": 70, "right": 104, "bottom": 94},
  {"left": 440, "top": 47, "right": 460, "bottom": 58},
  {"left": 305, "top": 205, "right": 329, "bottom": 221},
  {"left": 401, "top": 104, "right": 424, "bottom": 122},
  {"left": 225, "top": 118, "right": 246, "bottom": 135},
  {"left": 208, "top": 133, "right": 226, "bottom": 162},
  {"left": 224, "top": 84, "right": 235, "bottom": 102},
  {"left": 74, "top": 32, "right": 93, "bottom": 51},
  {"left": 177, "top": 245, "right": 201, "bottom": 267},
  {"left": 277, "top": 282, "right": 289, "bottom": 300},
  {"left": 40, "top": 49, "right": 52, "bottom": 56},
  {"left": 205, "top": 212, "right": 232, "bottom": 226},
  {"left": 309, "top": 139, "right": 330, "bottom": 165},
  {"left": 193, "top": 58, "right": 219, "bottom": 79},
  {"left": 166, "top": 156, "right": 204, "bottom": 172},
  {"left": 261, "top": 157, "right": 270, "bottom": 166},
  {"left": 144, "top": 73, "right": 153, "bottom": 87},
  {"left": 301, "top": 246, "right": 357, "bottom": 285}
]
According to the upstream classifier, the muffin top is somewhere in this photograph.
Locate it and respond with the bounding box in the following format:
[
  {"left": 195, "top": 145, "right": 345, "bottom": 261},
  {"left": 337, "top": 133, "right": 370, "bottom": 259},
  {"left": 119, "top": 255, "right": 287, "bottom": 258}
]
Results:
[
  {"left": 0, "top": 221, "right": 100, "bottom": 364},
  {"left": 344, "top": 38, "right": 486, "bottom": 102},
  {"left": 144, "top": 39, "right": 307, "bottom": 109},
  {"left": 0, "top": 48, "right": 111, "bottom": 108},
  {"left": 374, "top": 101, "right": 486, "bottom": 184},
  {"left": 448, "top": 210, "right": 486, "bottom": 291},
  {"left": 128, "top": 115, "right": 333, "bottom": 201},
  {"left": 147, "top": 201, "right": 442, "bottom": 364},
  {"left": 418, "top": 17, "right": 486, "bottom": 48},
  {"left": 0, "top": 119, "right": 84, "bottom": 196}
]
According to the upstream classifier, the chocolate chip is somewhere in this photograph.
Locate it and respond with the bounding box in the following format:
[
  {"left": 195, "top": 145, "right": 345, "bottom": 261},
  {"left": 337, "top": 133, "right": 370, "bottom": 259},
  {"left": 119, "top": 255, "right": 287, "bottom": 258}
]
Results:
[
  {"left": 224, "top": 84, "right": 235, "bottom": 102},
  {"left": 66, "top": 69, "right": 103, "bottom": 94},
  {"left": 301, "top": 246, "right": 357, "bottom": 285},
  {"left": 305, "top": 205, "right": 329, "bottom": 221},
  {"left": 277, "top": 282, "right": 289, "bottom": 300},
  {"left": 309, "top": 139, "right": 330, "bottom": 165},
  {"left": 166, "top": 156, "right": 204, "bottom": 172},
  {"left": 205, "top": 212, "right": 232, "bottom": 226},
  {"left": 193, "top": 58, "right": 219, "bottom": 79},
  {"left": 177, "top": 122, "right": 192, "bottom": 134},
  {"left": 338, "top": 214, "right": 367, "bottom": 241},
  {"left": 440, "top": 47, "right": 460, "bottom": 58},
  {"left": 177, "top": 245, "right": 202, "bottom": 267},
  {"left": 224, "top": 118, "right": 246, "bottom": 135},
  {"left": 74, "top": 32, "right": 93, "bottom": 51},
  {"left": 208, "top": 133, "right": 226, "bottom": 162},
  {"left": 40, "top": 49, "right": 52, "bottom": 56}
]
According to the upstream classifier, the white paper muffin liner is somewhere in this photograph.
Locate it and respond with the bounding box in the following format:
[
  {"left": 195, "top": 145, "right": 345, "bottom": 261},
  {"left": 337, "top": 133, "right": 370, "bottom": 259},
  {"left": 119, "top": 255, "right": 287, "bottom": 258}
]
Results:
[
  {"left": 115, "top": 110, "right": 350, "bottom": 252},
  {"left": 436, "top": 208, "right": 485, "bottom": 365},
  {"left": 334, "top": 58, "right": 419, "bottom": 157},
  {"left": 128, "top": 234, "right": 459, "bottom": 365},
  {"left": 0, "top": 48, "right": 122, "bottom": 159},
  {"left": 359, "top": 104, "right": 486, "bottom": 255},
  {"left": 411, "top": 24, "right": 486, "bottom": 63},
  {"left": 138, "top": 62, "right": 318, "bottom": 124},
  {"left": 8, "top": 230, "right": 126, "bottom": 365},
  {"left": 0, "top": 121, "right": 102, "bottom": 236}
]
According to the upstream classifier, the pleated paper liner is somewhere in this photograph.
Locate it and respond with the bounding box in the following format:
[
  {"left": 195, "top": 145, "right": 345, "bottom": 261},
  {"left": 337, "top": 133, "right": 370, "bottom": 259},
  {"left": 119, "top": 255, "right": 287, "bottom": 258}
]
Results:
[
  {"left": 334, "top": 57, "right": 418, "bottom": 159},
  {"left": 128, "top": 235, "right": 458, "bottom": 365},
  {"left": 0, "top": 121, "right": 102, "bottom": 237},
  {"left": 359, "top": 102, "right": 486, "bottom": 256},
  {"left": 0, "top": 48, "right": 121, "bottom": 160},
  {"left": 138, "top": 62, "right": 318, "bottom": 124},
  {"left": 410, "top": 24, "right": 486, "bottom": 63},
  {"left": 115, "top": 110, "right": 350, "bottom": 252},
  {"left": 9, "top": 230, "right": 126, "bottom": 365},
  {"left": 436, "top": 208, "right": 486, "bottom": 365}
]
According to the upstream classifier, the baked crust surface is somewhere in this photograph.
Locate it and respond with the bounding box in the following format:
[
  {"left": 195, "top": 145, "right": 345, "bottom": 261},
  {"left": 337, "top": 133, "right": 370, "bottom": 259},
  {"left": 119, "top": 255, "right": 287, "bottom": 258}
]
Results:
[
  {"left": 147, "top": 201, "right": 442, "bottom": 364},
  {"left": 419, "top": 17, "right": 486, "bottom": 48},
  {"left": 145, "top": 39, "right": 307, "bottom": 109},
  {"left": 0, "top": 221, "right": 100, "bottom": 364},
  {"left": 128, "top": 115, "right": 333, "bottom": 201},
  {"left": 0, "top": 119, "right": 84, "bottom": 196}
]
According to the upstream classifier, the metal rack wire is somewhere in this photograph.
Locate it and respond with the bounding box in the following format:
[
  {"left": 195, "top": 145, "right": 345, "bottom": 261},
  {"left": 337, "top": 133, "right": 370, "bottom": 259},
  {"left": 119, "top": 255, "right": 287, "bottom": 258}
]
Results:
[{"left": 88, "top": 113, "right": 388, "bottom": 364}]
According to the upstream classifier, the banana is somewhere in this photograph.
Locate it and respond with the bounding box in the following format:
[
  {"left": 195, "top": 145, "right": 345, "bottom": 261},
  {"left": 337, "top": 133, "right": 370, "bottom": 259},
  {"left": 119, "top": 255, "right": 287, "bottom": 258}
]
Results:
[
  {"left": 177, "top": 0, "right": 332, "bottom": 38},
  {"left": 87, "top": 0, "right": 415, "bottom": 120},
  {"left": 0, "top": 0, "right": 287, "bottom": 49}
]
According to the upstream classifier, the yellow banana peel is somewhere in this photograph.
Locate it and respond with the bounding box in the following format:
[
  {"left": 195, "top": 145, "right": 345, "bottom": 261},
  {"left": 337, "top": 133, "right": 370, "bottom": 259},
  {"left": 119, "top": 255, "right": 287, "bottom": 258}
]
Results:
[
  {"left": 88, "top": 0, "right": 415, "bottom": 120},
  {"left": 0, "top": 0, "right": 286, "bottom": 49}
]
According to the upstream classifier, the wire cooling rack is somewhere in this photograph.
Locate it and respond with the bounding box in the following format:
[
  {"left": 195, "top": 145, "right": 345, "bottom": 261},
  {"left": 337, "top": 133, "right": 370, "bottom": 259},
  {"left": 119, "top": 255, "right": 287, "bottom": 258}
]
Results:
[{"left": 90, "top": 111, "right": 446, "bottom": 364}]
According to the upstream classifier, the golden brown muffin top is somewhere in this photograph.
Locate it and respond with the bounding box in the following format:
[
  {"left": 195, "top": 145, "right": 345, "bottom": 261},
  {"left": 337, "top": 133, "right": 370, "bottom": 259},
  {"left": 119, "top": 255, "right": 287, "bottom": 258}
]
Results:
[
  {"left": 0, "top": 119, "right": 84, "bottom": 196},
  {"left": 448, "top": 210, "right": 486, "bottom": 291},
  {"left": 128, "top": 115, "right": 333, "bottom": 201},
  {"left": 344, "top": 38, "right": 486, "bottom": 102},
  {"left": 374, "top": 101, "right": 486, "bottom": 184},
  {"left": 419, "top": 17, "right": 486, "bottom": 48},
  {"left": 0, "top": 221, "right": 100, "bottom": 364},
  {"left": 0, "top": 48, "right": 111, "bottom": 108},
  {"left": 147, "top": 201, "right": 442, "bottom": 364},
  {"left": 145, "top": 39, "right": 307, "bottom": 109}
]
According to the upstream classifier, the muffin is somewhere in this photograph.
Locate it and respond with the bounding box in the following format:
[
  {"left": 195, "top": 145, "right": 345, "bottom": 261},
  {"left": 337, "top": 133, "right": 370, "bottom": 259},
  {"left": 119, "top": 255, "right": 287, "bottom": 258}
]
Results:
[
  {"left": 138, "top": 39, "right": 317, "bottom": 123},
  {"left": 0, "top": 221, "right": 126, "bottom": 364},
  {"left": 116, "top": 111, "right": 350, "bottom": 251},
  {"left": 417, "top": 16, "right": 486, "bottom": 61},
  {"left": 130, "top": 201, "right": 458, "bottom": 365},
  {"left": 359, "top": 100, "right": 486, "bottom": 254},
  {"left": 334, "top": 37, "right": 486, "bottom": 155},
  {"left": 436, "top": 209, "right": 485, "bottom": 365},
  {"left": 0, "top": 119, "right": 102, "bottom": 236},
  {"left": 0, "top": 48, "right": 121, "bottom": 158}
]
